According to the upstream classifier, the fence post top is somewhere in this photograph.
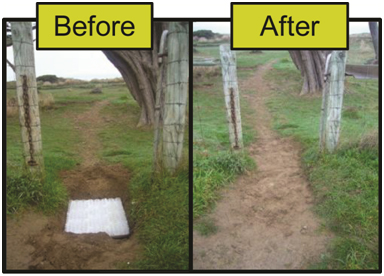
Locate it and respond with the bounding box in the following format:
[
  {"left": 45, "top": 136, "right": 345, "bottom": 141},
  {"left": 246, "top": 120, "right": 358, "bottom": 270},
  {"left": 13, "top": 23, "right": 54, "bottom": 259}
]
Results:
[{"left": 219, "top": 44, "right": 230, "bottom": 51}]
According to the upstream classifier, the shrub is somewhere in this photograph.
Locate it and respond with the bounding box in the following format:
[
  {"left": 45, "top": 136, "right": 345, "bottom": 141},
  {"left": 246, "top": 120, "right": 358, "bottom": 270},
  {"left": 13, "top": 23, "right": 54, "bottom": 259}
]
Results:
[
  {"left": 193, "top": 30, "right": 215, "bottom": 39},
  {"left": 37, "top": 74, "right": 59, "bottom": 83}
]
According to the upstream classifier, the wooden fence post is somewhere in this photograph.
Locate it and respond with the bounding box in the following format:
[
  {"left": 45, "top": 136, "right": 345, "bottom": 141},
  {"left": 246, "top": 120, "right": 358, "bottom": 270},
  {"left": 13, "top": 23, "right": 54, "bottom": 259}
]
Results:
[
  {"left": 220, "top": 44, "right": 243, "bottom": 150},
  {"left": 319, "top": 51, "right": 347, "bottom": 153},
  {"left": 153, "top": 30, "right": 168, "bottom": 172},
  {"left": 162, "top": 22, "right": 189, "bottom": 172},
  {"left": 11, "top": 22, "right": 44, "bottom": 176}
]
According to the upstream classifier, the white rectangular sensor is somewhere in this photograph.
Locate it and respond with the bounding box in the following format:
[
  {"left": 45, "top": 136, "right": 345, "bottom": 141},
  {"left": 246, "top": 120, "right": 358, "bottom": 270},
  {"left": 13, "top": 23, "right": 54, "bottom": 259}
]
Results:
[{"left": 65, "top": 198, "right": 130, "bottom": 238}]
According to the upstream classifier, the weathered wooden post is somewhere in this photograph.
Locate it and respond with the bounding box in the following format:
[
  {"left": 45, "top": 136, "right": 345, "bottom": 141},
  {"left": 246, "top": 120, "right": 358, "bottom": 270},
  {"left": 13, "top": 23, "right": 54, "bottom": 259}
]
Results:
[
  {"left": 153, "top": 30, "right": 168, "bottom": 171},
  {"left": 220, "top": 44, "right": 243, "bottom": 150},
  {"left": 162, "top": 22, "right": 189, "bottom": 172},
  {"left": 319, "top": 51, "right": 347, "bottom": 153},
  {"left": 11, "top": 22, "right": 44, "bottom": 176}
]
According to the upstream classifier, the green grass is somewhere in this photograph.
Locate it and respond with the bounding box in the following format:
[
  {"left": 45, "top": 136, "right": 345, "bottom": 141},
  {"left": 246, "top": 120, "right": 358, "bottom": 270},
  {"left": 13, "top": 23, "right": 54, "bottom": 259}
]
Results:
[
  {"left": 6, "top": 98, "right": 81, "bottom": 214},
  {"left": 98, "top": 97, "right": 189, "bottom": 270},
  {"left": 6, "top": 82, "right": 189, "bottom": 270},
  {"left": 264, "top": 57, "right": 379, "bottom": 270}
]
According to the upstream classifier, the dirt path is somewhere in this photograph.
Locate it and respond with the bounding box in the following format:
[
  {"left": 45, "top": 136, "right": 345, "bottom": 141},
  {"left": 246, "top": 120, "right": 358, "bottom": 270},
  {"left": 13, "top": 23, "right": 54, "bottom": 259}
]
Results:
[
  {"left": 193, "top": 63, "right": 332, "bottom": 269},
  {"left": 7, "top": 100, "right": 140, "bottom": 270}
]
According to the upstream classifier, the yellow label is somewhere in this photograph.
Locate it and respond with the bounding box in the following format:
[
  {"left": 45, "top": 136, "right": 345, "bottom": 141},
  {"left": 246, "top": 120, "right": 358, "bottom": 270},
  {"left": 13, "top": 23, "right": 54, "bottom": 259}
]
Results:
[
  {"left": 37, "top": 4, "right": 152, "bottom": 49},
  {"left": 232, "top": 4, "right": 348, "bottom": 49}
]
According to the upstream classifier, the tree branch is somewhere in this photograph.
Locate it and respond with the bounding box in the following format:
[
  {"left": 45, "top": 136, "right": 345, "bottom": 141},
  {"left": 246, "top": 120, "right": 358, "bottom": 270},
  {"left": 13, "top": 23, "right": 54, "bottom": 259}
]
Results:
[{"left": 7, "top": 59, "right": 15, "bottom": 72}]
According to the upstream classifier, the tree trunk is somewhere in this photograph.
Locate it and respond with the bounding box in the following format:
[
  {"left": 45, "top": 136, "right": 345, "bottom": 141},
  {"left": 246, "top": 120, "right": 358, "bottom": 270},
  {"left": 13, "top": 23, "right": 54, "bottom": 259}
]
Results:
[
  {"left": 102, "top": 23, "right": 168, "bottom": 127},
  {"left": 369, "top": 22, "right": 379, "bottom": 61},
  {"left": 289, "top": 50, "right": 331, "bottom": 95}
]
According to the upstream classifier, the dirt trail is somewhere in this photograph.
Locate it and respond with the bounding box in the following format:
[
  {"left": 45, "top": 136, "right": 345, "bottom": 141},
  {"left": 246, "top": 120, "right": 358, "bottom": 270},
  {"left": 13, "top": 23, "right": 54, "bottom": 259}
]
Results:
[
  {"left": 193, "top": 63, "right": 332, "bottom": 269},
  {"left": 7, "top": 100, "right": 140, "bottom": 270}
]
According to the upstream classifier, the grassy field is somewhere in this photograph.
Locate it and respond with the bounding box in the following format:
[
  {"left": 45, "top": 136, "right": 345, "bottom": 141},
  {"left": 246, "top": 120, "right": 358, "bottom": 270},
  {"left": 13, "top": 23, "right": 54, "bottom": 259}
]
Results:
[
  {"left": 6, "top": 82, "right": 189, "bottom": 270},
  {"left": 193, "top": 42, "right": 378, "bottom": 269}
]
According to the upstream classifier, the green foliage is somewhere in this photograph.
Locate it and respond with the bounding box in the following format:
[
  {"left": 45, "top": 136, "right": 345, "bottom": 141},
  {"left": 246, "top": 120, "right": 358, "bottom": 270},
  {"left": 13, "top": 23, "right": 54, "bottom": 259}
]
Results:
[
  {"left": 265, "top": 59, "right": 379, "bottom": 270},
  {"left": 37, "top": 74, "right": 59, "bottom": 83},
  {"left": 126, "top": 168, "right": 189, "bottom": 270},
  {"left": 6, "top": 173, "right": 44, "bottom": 214},
  {"left": 194, "top": 150, "right": 254, "bottom": 217},
  {"left": 193, "top": 29, "right": 215, "bottom": 39},
  {"left": 7, "top": 82, "right": 189, "bottom": 269}
]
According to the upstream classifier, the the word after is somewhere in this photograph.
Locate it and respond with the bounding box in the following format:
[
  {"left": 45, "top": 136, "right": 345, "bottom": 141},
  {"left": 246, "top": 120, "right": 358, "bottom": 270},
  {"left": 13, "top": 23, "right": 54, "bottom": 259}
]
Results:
[{"left": 260, "top": 15, "right": 320, "bottom": 36}]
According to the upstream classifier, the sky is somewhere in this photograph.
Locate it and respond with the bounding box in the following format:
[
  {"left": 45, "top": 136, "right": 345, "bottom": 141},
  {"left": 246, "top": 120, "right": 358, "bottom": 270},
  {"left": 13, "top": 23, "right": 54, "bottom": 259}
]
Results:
[
  {"left": 6, "top": 22, "right": 372, "bottom": 81},
  {"left": 193, "top": 22, "right": 371, "bottom": 35}
]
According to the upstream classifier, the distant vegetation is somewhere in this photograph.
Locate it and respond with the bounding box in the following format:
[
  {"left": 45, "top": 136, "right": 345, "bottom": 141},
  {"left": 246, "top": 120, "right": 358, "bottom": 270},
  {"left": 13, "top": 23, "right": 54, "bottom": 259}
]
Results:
[
  {"left": 193, "top": 29, "right": 216, "bottom": 39},
  {"left": 36, "top": 74, "right": 61, "bottom": 83}
]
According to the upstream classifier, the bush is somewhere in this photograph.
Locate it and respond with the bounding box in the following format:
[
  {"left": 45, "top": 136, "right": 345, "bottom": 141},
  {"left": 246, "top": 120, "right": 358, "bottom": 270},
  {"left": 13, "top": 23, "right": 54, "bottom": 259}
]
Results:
[
  {"left": 193, "top": 29, "right": 215, "bottom": 39},
  {"left": 37, "top": 74, "right": 59, "bottom": 83}
]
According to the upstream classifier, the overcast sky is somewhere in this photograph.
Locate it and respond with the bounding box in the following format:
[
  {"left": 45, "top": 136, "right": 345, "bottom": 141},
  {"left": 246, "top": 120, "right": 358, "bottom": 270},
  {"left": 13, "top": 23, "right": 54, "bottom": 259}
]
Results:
[
  {"left": 6, "top": 22, "right": 372, "bottom": 81},
  {"left": 193, "top": 22, "right": 371, "bottom": 35}
]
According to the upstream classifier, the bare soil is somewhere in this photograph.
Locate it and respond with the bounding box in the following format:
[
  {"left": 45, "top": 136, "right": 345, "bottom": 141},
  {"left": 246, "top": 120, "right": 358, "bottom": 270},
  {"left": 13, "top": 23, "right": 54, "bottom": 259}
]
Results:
[
  {"left": 193, "top": 63, "right": 332, "bottom": 269},
  {"left": 6, "top": 100, "right": 141, "bottom": 270}
]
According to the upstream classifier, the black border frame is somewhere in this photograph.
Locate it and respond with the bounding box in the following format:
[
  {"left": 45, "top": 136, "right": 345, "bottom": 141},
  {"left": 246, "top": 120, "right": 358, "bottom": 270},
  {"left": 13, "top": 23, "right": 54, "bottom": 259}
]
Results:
[
  {"left": 230, "top": 2, "right": 350, "bottom": 50},
  {"left": 36, "top": 2, "right": 154, "bottom": 50},
  {"left": 3, "top": 13, "right": 382, "bottom": 275}
]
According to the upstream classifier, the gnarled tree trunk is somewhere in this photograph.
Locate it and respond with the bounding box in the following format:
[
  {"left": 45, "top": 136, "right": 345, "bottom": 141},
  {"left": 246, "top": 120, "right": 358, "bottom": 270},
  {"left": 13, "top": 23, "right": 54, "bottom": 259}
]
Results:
[
  {"left": 289, "top": 50, "right": 331, "bottom": 95},
  {"left": 102, "top": 22, "right": 168, "bottom": 127}
]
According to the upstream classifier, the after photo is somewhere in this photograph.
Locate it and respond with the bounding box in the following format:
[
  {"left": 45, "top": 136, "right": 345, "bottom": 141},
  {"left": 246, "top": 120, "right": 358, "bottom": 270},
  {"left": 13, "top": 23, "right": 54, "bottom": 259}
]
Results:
[{"left": 192, "top": 21, "right": 379, "bottom": 270}]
